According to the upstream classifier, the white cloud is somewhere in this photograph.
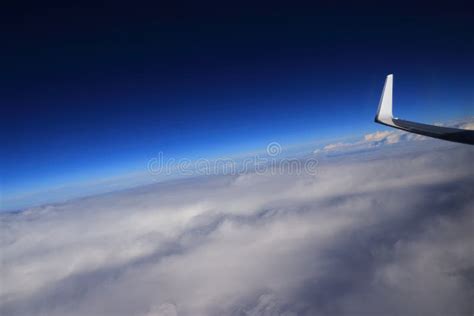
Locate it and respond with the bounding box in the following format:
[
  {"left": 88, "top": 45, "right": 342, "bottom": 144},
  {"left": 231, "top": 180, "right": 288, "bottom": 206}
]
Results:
[
  {"left": 459, "top": 122, "right": 474, "bottom": 130},
  {"left": 363, "top": 130, "right": 393, "bottom": 142},
  {"left": 313, "top": 129, "right": 419, "bottom": 154},
  {"left": 1, "top": 143, "right": 474, "bottom": 315}
]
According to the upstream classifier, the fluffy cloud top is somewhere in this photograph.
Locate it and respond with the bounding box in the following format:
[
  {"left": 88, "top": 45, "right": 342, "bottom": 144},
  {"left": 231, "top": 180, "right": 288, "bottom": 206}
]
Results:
[
  {"left": 1, "top": 142, "right": 474, "bottom": 316},
  {"left": 313, "top": 129, "right": 425, "bottom": 155},
  {"left": 459, "top": 122, "right": 474, "bottom": 130}
]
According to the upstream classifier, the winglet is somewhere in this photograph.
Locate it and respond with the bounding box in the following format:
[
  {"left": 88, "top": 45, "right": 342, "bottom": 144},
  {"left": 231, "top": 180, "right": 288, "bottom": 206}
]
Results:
[{"left": 375, "top": 74, "right": 393, "bottom": 124}]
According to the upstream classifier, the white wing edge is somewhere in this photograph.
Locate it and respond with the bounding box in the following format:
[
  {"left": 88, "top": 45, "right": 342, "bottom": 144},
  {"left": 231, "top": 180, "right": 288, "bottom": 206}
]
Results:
[{"left": 374, "top": 74, "right": 395, "bottom": 125}]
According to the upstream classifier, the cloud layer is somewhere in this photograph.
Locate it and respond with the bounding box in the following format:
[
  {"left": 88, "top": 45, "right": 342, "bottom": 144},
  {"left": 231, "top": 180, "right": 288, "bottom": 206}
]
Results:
[{"left": 1, "top": 142, "right": 474, "bottom": 316}]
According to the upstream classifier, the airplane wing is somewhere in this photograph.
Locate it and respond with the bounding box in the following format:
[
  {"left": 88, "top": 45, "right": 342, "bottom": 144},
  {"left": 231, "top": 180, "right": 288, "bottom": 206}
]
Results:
[{"left": 374, "top": 74, "right": 474, "bottom": 145}]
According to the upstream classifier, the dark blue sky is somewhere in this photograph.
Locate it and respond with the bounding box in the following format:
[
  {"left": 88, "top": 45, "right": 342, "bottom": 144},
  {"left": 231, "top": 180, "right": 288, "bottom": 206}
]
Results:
[{"left": 1, "top": 2, "right": 473, "bottom": 209}]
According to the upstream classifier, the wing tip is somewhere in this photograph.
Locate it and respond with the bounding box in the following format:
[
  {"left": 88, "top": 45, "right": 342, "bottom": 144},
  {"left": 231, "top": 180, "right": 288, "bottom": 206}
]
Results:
[{"left": 375, "top": 74, "right": 394, "bottom": 124}]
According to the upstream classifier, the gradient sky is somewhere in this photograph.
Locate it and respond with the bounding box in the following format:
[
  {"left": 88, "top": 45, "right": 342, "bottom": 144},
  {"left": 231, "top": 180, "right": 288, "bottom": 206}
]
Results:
[{"left": 1, "top": 2, "right": 473, "bottom": 210}]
